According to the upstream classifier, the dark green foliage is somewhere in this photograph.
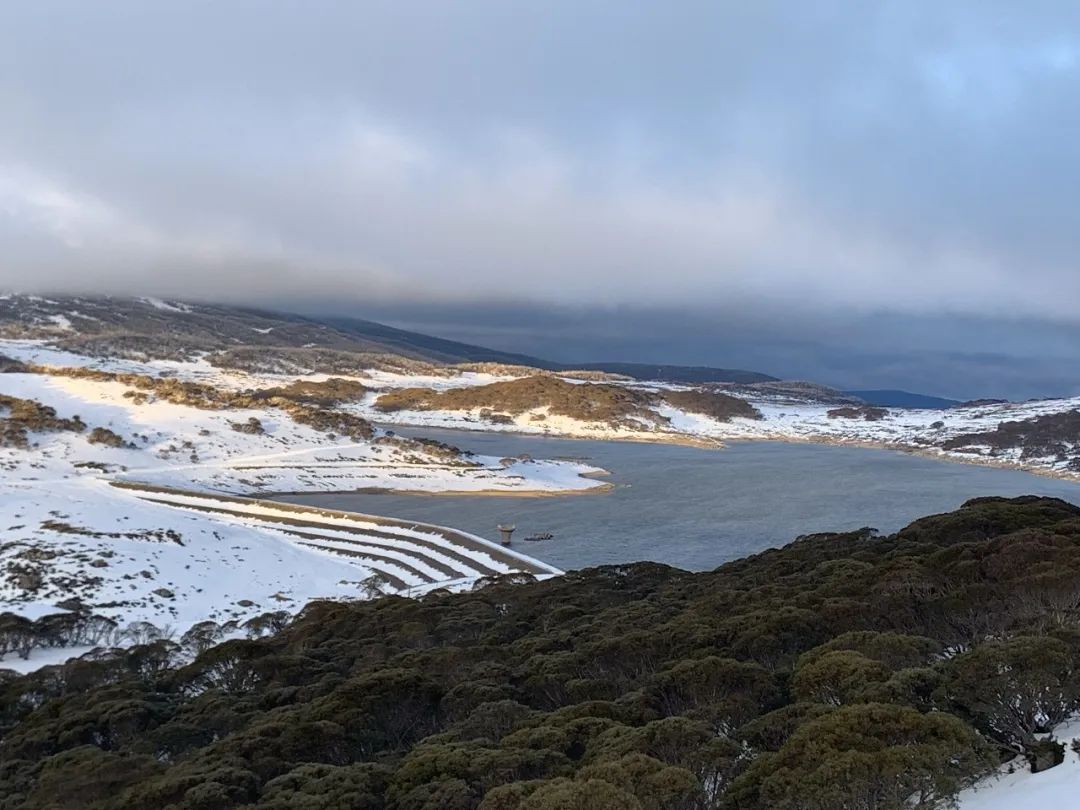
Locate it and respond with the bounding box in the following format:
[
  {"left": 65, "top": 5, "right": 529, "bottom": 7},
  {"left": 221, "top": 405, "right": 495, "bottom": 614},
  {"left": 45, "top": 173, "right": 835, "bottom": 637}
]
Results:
[
  {"left": 826, "top": 405, "right": 889, "bottom": 421},
  {"left": 1026, "top": 737, "right": 1066, "bottom": 773},
  {"left": 941, "top": 635, "right": 1080, "bottom": 752},
  {"left": 0, "top": 610, "right": 118, "bottom": 662},
  {"left": 253, "top": 762, "right": 389, "bottom": 809},
  {"left": 726, "top": 704, "right": 992, "bottom": 809},
  {"left": 3, "top": 497, "right": 1080, "bottom": 808},
  {"left": 790, "top": 650, "right": 890, "bottom": 705}
]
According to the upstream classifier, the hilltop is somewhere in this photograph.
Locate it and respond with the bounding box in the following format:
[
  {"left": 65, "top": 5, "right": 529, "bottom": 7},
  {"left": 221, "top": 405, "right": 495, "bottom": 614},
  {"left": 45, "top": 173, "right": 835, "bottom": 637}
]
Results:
[{"left": 0, "top": 294, "right": 774, "bottom": 384}]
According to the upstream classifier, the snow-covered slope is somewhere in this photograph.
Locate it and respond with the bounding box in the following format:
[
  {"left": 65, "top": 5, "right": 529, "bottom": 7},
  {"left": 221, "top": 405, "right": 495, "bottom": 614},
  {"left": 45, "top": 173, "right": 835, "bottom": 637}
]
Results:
[
  {"left": 957, "top": 717, "right": 1080, "bottom": 809},
  {"left": 4, "top": 305, "right": 1080, "bottom": 674},
  {"left": 0, "top": 339, "right": 605, "bottom": 671}
]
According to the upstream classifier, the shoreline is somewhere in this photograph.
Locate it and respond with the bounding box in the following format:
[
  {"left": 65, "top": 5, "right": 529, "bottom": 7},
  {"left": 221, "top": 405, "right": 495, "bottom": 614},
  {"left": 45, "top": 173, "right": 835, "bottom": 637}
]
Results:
[
  {"left": 379, "top": 419, "right": 1080, "bottom": 486},
  {"left": 377, "top": 419, "right": 725, "bottom": 450},
  {"left": 720, "top": 433, "right": 1080, "bottom": 484},
  {"left": 268, "top": 480, "right": 618, "bottom": 499}
]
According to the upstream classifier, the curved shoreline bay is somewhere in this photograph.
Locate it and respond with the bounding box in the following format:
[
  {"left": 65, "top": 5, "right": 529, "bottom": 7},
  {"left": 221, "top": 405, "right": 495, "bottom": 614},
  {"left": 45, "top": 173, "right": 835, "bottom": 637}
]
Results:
[{"left": 276, "top": 427, "right": 1080, "bottom": 573}]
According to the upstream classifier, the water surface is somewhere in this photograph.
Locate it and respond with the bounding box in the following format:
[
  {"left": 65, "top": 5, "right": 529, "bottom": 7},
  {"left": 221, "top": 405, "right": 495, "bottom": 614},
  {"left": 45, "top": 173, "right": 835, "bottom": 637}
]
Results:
[{"left": 277, "top": 428, "right": 1080, "bottom": 572}]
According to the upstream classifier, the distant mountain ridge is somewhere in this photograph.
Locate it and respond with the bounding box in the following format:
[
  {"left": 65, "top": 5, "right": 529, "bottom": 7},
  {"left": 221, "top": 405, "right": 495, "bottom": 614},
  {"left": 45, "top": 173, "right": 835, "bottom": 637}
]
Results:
[
  {"left": 321, "top": 316, "right": 778, "bottom": 383},
  {"left": 0, "top": 294, "right": 778, "bottom": 384},
  {"left": 5, "top": 295, "right": 992, "bottom": 397}
]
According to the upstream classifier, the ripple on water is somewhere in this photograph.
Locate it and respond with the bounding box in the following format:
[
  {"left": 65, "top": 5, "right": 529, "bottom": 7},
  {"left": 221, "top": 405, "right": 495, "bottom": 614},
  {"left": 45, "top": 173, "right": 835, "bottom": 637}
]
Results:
[{"left": 276, "top": 428, "right": 1080, "bottom": 572}]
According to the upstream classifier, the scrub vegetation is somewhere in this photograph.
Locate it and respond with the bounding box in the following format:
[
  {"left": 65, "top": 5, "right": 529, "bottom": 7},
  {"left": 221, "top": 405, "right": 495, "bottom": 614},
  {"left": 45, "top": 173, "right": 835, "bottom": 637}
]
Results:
[
  {"left": 826, "top": 405, "right": 890, "bottom": 421},
  {"left": 0, "top": 394, "right": 86, "bottom": 448},
  {"left": 2, "top": 496, "right": 1079, "bottom": 809},
  {"left": 942, "top": 409, "right": 1080, "bottom": 465},
  {"left": 10, "top": 364, "right": 377, "bottom": 442},
  {"left": 374, "top": 376, "right": 761, "bottom": 428}
]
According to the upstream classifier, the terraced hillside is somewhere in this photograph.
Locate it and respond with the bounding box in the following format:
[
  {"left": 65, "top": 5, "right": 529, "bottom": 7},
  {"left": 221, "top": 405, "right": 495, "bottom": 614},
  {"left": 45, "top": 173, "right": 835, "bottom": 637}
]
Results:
[{"left": 113, "top": 481, "right": 559, "bottom": 593}]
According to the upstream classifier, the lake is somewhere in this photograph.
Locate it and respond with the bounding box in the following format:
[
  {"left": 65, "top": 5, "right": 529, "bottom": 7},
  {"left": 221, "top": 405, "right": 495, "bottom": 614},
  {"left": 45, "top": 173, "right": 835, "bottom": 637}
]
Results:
[{"left": 276, "top": 428, "right": 1080, "bottom": 572}]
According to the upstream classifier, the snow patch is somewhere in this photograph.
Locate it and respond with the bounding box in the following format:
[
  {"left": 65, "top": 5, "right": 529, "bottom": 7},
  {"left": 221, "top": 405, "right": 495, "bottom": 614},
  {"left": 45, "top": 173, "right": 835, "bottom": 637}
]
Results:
[
  {"left": 958, "top": 717, "right": 1080, "bottom": 809},
  {"left": 141, "top": 297, "right": 192, "bottom": 313}
]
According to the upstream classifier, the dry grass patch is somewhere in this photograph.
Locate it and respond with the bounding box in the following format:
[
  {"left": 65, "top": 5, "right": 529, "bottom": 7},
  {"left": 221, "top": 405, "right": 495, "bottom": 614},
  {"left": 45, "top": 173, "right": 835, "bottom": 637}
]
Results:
[
  {"left": 0, "top": 394, "right": 87, "bottom": 448},
  {"left": 661, "top": 389, "right": 762, "bottom": 421},
  {"left": 375, "top": 375, "right": 760, "bottom": 428},
  {"left": 375, "top": 375, "right": 658, "bottom": 427}
]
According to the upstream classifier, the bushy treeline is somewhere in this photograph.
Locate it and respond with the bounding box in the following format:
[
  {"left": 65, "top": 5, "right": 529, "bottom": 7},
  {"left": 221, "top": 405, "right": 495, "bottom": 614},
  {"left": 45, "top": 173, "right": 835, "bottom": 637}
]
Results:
[
  {"left": 0, "top": 611, "right": 119, "bottom": 660},
  {"left": 3, "top": 496, "right": 1080, "bottom": 809},
  {"left": 0, "top": 610, "right": 291, "bottom": 666}
]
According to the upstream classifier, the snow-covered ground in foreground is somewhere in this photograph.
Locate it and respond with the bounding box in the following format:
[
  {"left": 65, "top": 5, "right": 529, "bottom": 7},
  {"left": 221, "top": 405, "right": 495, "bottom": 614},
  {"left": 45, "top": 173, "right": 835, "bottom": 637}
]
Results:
[
  {"left": 957, "top": 717, "right": 1080, "bottom": 809},
  {"left": 3, "top": 479, "right": 382, "bottom": 624}
]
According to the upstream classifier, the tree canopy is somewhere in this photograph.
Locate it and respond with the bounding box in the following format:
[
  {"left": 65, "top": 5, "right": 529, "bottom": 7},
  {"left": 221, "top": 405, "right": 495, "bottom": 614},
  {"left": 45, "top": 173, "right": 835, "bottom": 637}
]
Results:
[{"left": 3, "top": 496, "right": 1080, "bottom": 808}]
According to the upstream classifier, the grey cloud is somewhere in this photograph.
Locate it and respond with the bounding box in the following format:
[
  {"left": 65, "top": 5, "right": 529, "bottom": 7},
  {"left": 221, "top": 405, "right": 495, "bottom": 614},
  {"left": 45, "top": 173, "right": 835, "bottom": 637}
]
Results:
[
  {"left": 1, "top": 2, "right": 1079, "bottom": 315},
  {"left": 1, "top": 2, "right": 1080, "bottom": 395},
  {"left": 313, "top": 300, "right": 1080, "bottom": 400}
]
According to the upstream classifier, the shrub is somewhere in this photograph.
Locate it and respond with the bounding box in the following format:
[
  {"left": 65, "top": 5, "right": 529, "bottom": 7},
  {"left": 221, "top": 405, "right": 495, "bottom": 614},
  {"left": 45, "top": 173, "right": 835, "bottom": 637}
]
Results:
[
  {"left": 827, "top": 405, "right": 889, "bottom": 421},
  {"left": 374, "top": 377, "right": 760, "bottom": 429},
  {"left": 230, "top": 417, "right": 265, "bottom": 435},
  {"left": 942, "top": 636, "right": 1080, "bottom": 753},
  {"left": 86, "top": 427, "right": 130, "bottom": 448},
  {"left": 662, "top": 389, "right": 762, "bottom": 421},
  {"left": 2, "top": 497, "right": 1078, "bottom": 809},
  {"left": 726, "top": 704, "right": 992, "bottom": 810}
]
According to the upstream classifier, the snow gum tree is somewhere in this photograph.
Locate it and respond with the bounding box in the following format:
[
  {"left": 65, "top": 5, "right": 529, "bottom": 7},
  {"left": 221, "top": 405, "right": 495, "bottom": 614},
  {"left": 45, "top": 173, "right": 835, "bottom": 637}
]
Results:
[{"left": 942, "top": 635, "right": 1080, "bottom": 753}]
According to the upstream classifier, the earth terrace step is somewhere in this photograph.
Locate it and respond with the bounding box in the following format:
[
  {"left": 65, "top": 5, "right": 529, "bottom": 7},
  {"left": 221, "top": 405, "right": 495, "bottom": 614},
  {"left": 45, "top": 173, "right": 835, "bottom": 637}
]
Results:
[
  {"left": 109, "top": 479, "right": 560, "bottom": 576},
  {"left": 290, "top": 543, "right": 423, "bottom": 590},
  {"left": 275, "top": 528, "right": 468, "bottom": 580},
  {"left": 128, "top": 494, "right": 502, "bottom": 580}
]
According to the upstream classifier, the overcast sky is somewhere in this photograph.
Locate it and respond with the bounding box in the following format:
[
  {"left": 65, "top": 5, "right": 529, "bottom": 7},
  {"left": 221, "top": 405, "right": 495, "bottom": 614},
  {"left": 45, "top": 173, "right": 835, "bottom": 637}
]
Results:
[{"left": 2, "top": 2, "right": 1079, "bottom": 397}]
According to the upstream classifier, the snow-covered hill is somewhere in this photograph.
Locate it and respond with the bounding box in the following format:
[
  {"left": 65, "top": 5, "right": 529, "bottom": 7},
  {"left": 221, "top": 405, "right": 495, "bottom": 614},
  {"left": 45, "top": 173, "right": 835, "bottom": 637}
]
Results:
[
  {"left": 4, "top": 294, "right": 1080, "bottom": 675},
  {"left": 0, "top": 338, "right": 604, "bottom": 671}
]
